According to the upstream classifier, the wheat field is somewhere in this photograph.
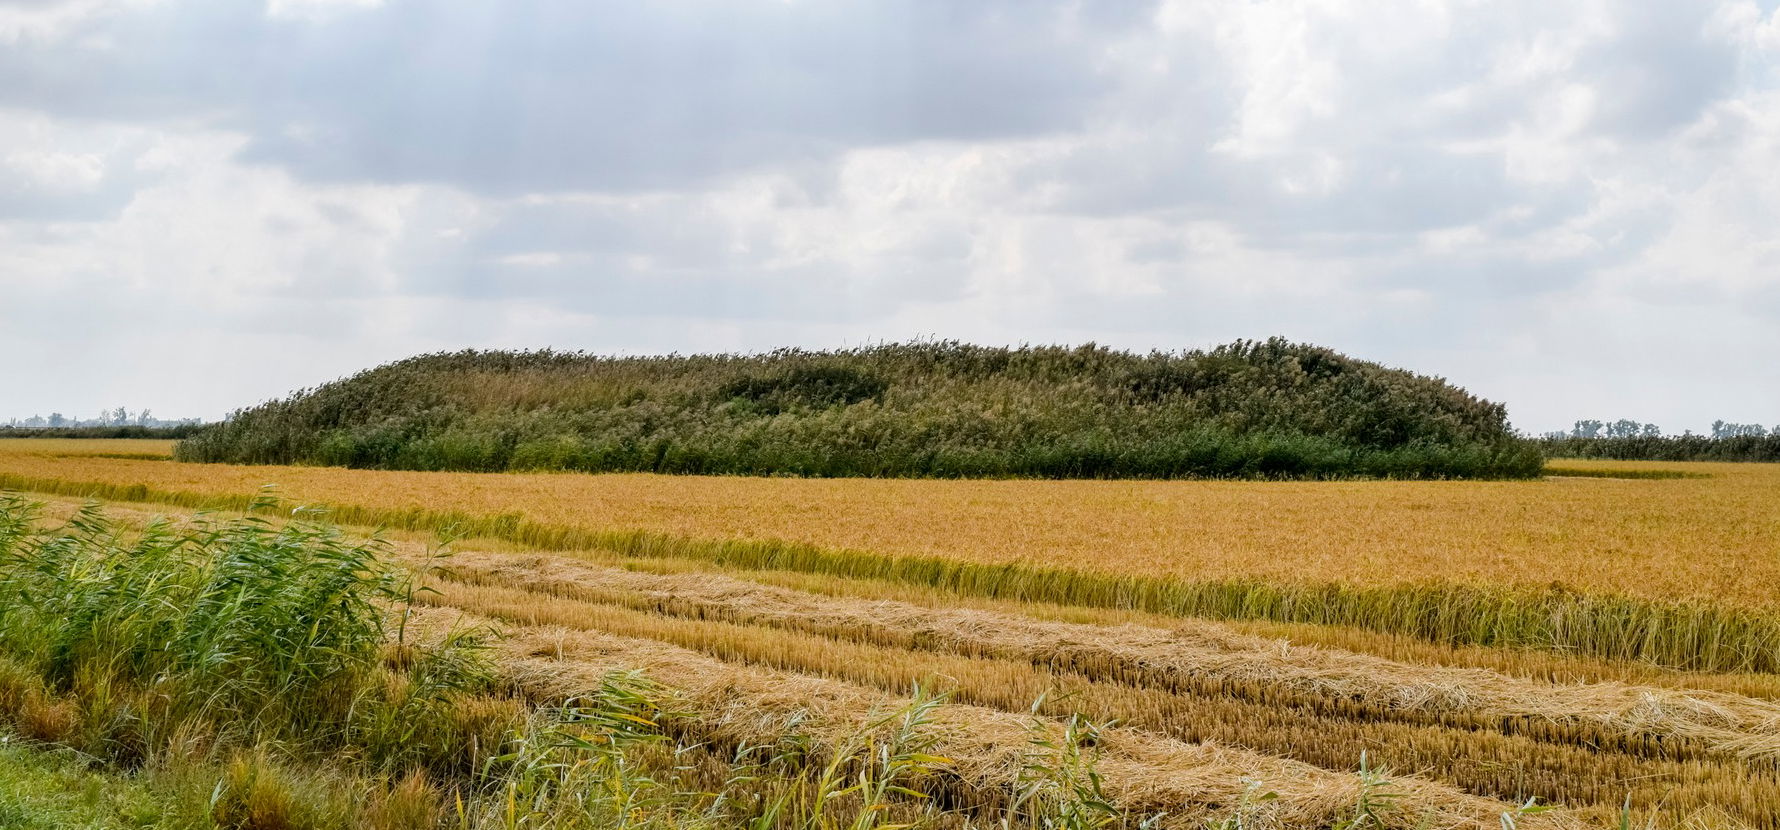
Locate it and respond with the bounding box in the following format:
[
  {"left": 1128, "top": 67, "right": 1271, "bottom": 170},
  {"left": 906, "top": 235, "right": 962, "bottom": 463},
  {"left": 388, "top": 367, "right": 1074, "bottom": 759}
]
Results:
[
  {"left": 3, "top": 438, "right": 1779, "bottom": 827},
  {"left": 0, "top": 440, "right": 1773, "bottom": 605}
]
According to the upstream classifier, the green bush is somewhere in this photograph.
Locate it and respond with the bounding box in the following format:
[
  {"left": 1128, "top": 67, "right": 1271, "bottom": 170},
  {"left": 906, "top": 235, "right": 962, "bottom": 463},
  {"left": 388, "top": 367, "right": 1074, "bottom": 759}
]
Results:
[{"left": 178, "top": 339, "right": 1541, "bottom": 480}]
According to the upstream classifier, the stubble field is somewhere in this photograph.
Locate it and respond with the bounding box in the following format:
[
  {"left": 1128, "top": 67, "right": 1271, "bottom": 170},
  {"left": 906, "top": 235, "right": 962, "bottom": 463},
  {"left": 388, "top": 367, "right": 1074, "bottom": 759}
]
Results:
[{"left": 2, "top": 437, "right": 1778, "bottom": 828}]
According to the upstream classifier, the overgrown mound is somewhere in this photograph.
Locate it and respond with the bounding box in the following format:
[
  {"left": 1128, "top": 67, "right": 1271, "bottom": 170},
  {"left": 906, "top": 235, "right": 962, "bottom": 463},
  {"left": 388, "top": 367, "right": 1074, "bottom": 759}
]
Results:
[{"left": 177, "top": 339, "right": 1540, "bottom": 479}]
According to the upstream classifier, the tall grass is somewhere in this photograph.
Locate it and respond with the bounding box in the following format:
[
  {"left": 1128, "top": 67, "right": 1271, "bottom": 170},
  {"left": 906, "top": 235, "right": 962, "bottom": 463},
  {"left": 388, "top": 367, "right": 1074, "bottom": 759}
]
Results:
[
  {"left": 175, "top": 340, "right": 1542, "bottom": 480},
  {"left": 0, "top": 491, "right": 500, "bottom": 771}
]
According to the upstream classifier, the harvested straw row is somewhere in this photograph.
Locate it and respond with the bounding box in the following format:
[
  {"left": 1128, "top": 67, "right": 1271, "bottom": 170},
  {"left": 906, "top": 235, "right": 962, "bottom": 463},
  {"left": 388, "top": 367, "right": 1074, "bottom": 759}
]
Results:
[
  {"left": 440, "top": 551, "right": 1780, "bottom": 762},
  {"left": 401, "top": 604, "right": 1564, "bottom": 830},
  {"left": 427, "top": 579, "right": 1780, "bottom": 826},
  {"left": 655, "top": 555, "right": 1780, "bottom": 701}
]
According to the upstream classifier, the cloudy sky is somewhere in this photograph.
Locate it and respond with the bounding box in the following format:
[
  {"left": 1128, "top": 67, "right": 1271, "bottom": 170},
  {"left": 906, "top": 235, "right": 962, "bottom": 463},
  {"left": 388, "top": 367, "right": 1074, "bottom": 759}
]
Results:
[{"left": 3, "top": 0, "right": 1778, "bottom": 433}]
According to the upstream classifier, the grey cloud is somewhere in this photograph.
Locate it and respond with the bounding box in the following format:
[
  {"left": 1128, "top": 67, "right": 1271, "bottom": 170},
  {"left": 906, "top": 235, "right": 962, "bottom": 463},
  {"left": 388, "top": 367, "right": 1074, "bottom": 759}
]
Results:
[
  {"left": 0, "top": 0, "right": 1148, "bottom": 194},
  {"left": 1, "top": 0, "right": 1746, "bottom": 242},
  {"left": 380, "top": 189, "right": 981, "bottom": 323}
]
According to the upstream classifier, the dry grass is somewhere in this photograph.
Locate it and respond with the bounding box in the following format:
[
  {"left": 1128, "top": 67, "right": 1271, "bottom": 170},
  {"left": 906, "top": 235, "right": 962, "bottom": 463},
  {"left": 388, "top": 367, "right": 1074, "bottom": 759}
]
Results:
[
  {"left": 616, "top": 557, "right": 1780, "bottom": 700},
  {"left": 400, "top": 604, "right": 1556, "bottom": 830},
  {"left": 423, "top": 577, "right": 1780, "bottom": 828},
  {"left": 439, "top": 551, "right": 1780, "bottom": 761},
  {"left": 0, "top": 443, "right": 1773, "bottom": 607}
]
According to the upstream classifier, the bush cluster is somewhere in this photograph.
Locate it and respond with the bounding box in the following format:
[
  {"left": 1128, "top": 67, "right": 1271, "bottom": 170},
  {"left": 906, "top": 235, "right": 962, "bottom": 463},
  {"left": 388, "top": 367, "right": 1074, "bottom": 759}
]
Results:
[
  {"left": 1538, "top": 434, "right": 1780, "bottom": 463},
  {"left": 0, "top": 424, "right": 204, "bottom": 440},
  {"left": 177, "top": 339, "right": 1541, "bottom": 480}
]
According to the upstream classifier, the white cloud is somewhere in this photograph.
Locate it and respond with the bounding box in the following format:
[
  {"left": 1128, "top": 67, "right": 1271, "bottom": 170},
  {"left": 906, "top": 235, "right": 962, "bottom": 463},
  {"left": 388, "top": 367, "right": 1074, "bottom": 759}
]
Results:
[{"left": 0, "top": 0, "right": 1776, "bottom": 432}]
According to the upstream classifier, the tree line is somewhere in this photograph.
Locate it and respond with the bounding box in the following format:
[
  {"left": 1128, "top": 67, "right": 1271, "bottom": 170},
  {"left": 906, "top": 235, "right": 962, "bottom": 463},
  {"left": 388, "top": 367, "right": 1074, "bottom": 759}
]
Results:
[
  {"left": 1538, "top": 418, "right": 1780, "bottom": 462},
  {"left": 5, "top": 407, "right": 201, "bottom": 431},
  {"left": 1, "top": 407, "right": 205, "bottom": 440},
  {"left": 1549, "top": 419, "right": 1778, "bottom": 440}
]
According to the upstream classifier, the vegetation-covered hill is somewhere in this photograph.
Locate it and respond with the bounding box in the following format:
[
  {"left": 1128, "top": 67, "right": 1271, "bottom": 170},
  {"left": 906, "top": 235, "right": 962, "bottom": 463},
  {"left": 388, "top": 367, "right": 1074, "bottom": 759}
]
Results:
[{"left": 176, "top": 339, "right": 1541, "bottom": 479}]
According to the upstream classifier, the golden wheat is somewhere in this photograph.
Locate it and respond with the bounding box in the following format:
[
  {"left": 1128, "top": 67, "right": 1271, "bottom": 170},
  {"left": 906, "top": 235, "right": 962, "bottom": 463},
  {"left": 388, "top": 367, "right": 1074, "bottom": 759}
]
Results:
[
  {"left": 6, "top": 449, "right": 1780, "bottom": 672},
  {"left": 6, "top": 469, "right": 1780, "bottom": 676},
  {"left": 0, "top": 444, "right": 1774, "bottom": 606},
  {"left": 35, "top": 488, "right": 1780, "bottom": 704},
  {"left": 0, "top": 438, "right": 176, "bottom": 458}
]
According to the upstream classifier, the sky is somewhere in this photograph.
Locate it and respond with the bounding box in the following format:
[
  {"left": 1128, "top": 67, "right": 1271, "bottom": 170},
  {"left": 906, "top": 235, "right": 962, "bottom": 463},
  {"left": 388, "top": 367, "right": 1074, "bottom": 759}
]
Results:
[{"left": 2, "top": 0, "right": 1778, "bottom": 434}]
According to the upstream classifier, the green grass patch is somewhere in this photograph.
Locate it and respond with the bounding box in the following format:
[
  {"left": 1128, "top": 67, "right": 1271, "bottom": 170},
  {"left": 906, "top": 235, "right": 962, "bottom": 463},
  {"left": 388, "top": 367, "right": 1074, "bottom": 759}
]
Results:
[{"left": 0, "top": 739, "right": 163, "bottom": 829}]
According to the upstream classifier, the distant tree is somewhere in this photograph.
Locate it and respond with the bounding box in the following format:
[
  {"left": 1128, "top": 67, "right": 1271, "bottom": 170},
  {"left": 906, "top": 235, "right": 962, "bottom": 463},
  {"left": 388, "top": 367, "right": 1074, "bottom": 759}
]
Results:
[
  {"left": 1642, "top": 423, "right": 1662, "bottom": 437},
  {"left": 1571, "top": 420, "right": 1604, "bottom": 439},
  {"left": 47, "top": 413, "right": 66, "bottom": 428},
  {"left": 1715, "top": 422, "right": 1769, "bottom": 438}
]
